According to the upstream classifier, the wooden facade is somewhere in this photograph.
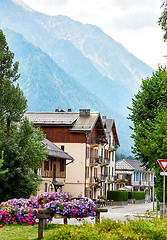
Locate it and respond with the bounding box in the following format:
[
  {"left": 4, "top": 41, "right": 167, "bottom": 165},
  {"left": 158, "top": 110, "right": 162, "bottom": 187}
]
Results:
[
  {"left": 42, "top": 126, "right": 86, "bottom": 143},
  {"left": 41, "top": 156, "right": 66, "bottom": 179}
]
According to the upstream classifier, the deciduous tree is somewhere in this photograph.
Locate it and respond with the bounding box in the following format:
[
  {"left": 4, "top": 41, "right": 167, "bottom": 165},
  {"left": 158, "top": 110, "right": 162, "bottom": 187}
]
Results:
[
  {"left": 128, "top": 66, "right": 167, "bottom": 201},
  {"left": 158, "top": 0, "right": 167, "bottom": 41}
]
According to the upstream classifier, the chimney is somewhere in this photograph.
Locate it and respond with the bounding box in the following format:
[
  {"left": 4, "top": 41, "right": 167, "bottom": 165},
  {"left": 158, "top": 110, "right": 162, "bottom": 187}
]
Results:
[
  {"left": 79, "top": 109, "right": 90, "bottom": 116},
  {"left": 102, "top": 116, "right": 107, "bottom": 119},
  {"left": 68, "top": 108, "right": 72, "bottom": 112},
  {"left": 55, "top": 108, "right": 59, "bottom": 112}
]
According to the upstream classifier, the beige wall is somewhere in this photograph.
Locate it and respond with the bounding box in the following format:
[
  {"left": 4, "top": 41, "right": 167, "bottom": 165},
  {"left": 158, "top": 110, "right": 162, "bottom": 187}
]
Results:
[
  {"left": 55, "top": 142, "right": 86, "bottom": 197},
  {"left": 37, "top": 177, "right": 65, "bottom": 195}
]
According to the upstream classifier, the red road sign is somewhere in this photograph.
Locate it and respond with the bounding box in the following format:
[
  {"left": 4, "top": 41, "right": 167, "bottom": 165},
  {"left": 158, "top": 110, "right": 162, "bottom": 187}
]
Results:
[{"left": 158, "top": 159, "right": 167, "bottom": 172}]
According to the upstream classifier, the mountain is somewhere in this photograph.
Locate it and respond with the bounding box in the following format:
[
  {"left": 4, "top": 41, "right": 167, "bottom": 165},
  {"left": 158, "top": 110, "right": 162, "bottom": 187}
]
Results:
[
  {"left": 0, "top": 0, "right": 154, "bottom": 116},
  {"left": 4, "top": 29, "right": 111, "bottom": 112},
  {"left": 0, "top": 0, "right": 154, "bottom": 155}
]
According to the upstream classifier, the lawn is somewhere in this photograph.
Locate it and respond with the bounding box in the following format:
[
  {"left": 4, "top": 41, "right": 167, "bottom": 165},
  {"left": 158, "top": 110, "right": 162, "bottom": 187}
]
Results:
[
  {"left": 0, "top": 224, "right": 55, "bottom": 240},
  {"left": 1, "top": 218, "right": 167, "bottom": 240}
]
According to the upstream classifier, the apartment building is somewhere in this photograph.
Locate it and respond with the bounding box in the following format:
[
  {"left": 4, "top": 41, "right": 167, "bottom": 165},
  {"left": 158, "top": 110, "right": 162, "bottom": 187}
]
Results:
[
  {"left": 25, "top": 109, "right": 120, "bottom": 199},
  {"left": 116, "top": 159, "right": 154, "bottom": 197}
]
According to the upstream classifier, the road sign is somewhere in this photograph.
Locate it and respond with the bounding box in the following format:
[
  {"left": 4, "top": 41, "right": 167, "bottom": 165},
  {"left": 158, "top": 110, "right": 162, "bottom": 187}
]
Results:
[
  {"left": 158, "top": 159, "right": 167, "bottom": 172},
  {"left": 160, "top": 172, "right": 167, "bottom": 176}
]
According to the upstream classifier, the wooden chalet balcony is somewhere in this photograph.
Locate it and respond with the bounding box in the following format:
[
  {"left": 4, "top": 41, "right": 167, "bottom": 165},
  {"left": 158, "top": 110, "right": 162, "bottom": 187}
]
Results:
[
  {"left": 89, "top": 138, "right": 107, "bottom": 147},
  {"left": 104, "top": 157, "right": 110, "bottom": 165},
  {"left": 108, "top": 144, "right": 119, "bottom": 152},
  {"left": 89, "top": 138, "right": 100, "bottom": 147},
  {"left": 89, "top": 157, "right": 99, "bottom": 166},
  {"left": 89, "top": 177, "right": 99, "bottom": 186},
  {"left": 97, "top": 174, "right": 106, "bottom": 182},
  {"left": 98, "top": 156, "right": 109, "bottom": 166}
]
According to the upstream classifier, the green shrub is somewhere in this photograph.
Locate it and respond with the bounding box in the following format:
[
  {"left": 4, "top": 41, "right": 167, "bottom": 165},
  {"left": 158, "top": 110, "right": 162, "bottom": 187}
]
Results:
[
  {"left": 107, "top": 190, "right": 128, "bottom": 201},
  {"left": 44, "top": 218, "right": 167, "bottom": 240},
  {"left": 97, "top": 196, "right": 105, "bottom": 199},
  {"left": 128, "top": 191, "right": 145, "bottom": 200}
]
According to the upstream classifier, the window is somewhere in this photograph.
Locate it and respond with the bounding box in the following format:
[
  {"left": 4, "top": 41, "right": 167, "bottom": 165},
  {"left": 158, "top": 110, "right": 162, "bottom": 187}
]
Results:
[
  {"left": 44, "top": 160, "right": 49, "bottom": 171},
  {"left": 50, "top": 157, "right": 53, "bottom": 171},
  {"left": 108, "top": 166, "right": 110, "bottom": 179},
  {"left": 101, "top": 148, "right": 103, "bottom": 158},
  {"left": 60, "top": 159, "right": 65, "bottom": 172},
  {"left": 109, "top": 152, "right": 111, "bottom": 161},
  {"left": 109, "top": 135, "right": 111, "bottom": 147},
  {"left": 94, "top": 168, "right": 97, "bottom": 178},
  {"left": 86, "top": 147, "right": 90, "bottom": 158},
  {"left": 86, "top": 166, "right": 89, "bottom": 178},
  {"left": 134, "top": 172, "right": 135, "bottom": 181},
  {"left": 44, "top": 182, "right": 48, "bottom": 192}
]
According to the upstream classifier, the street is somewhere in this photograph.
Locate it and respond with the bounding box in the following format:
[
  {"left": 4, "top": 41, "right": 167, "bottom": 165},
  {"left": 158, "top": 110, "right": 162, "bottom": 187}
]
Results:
[{"left": 51, "top": 202, "right": 154, "bottom": 225}]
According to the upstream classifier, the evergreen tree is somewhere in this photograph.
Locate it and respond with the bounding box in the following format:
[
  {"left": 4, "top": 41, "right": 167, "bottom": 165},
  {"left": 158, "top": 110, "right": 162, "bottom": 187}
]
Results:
[
  {"left": 0, "top": 30, "right": 48, "bottom": 202},
  {"left": 0, "top": 29, "right": 27, "bottom": 138}
]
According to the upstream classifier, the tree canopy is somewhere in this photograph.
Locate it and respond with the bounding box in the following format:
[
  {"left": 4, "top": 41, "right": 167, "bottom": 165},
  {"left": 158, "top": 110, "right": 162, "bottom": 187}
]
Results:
[
  {"left": 0, "top": 30, "right": 48, "bottom": 202},
  {"left": 158, "top": 0, "right": 167, "bottom": 41},
  {"left": 0, "top": 29, "right": 27, "bottom": 138},
  {"left": 128, "top": 66, "right": 167, "bottom": 201}
]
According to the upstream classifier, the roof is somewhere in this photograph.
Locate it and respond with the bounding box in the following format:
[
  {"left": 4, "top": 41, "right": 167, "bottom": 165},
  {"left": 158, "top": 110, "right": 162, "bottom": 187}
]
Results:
[
  {"left": 42, "top": 138, "right": 74, "bottom": 161},
  {"left": 25, "top": 111, "right": 105, "bottom": 137},
  {"left": 116, "top": 159, "right": 151, "bottom": 174},
  {"left": 25, "top": 112, "right": 78, "bottom": 126},
  {"left": 52, "top": 180, "right": 64, "bottom": 186},
  {"left": 102, "top": 118, "right": 120, "bottom": 146}
]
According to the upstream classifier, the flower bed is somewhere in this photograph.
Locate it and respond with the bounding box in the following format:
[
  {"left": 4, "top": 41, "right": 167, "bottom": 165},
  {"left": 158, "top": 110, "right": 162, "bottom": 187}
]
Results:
[{"left": 0, "top": 192, "right": 96, "bottom": 227}]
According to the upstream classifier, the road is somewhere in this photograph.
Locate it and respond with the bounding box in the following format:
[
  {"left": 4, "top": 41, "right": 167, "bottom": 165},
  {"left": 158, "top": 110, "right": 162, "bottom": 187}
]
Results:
[{"left": 51, "top": 202, "right": 154, "bottom": 225}]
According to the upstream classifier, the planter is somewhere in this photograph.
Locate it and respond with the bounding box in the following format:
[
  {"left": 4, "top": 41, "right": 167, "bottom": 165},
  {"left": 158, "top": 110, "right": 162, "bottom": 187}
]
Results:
[{"left": 54, "top": 213, "right": 65, "bottom": 219}]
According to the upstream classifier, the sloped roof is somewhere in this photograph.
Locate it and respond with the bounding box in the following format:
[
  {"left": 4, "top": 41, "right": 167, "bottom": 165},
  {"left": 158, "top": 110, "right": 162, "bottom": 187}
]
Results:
[
  {"left": 25, "top": 112, "right": 78, "bottom": 126},
  {"left": 116, "top": 159, "right": 145, "bottom": 174},
  {"left": 25, "top": 111, "right": 105, "bottom": 137},
  {"left": 125, "top": 159, "right": 145, "bottom": 171},
  {"left": 42, "top": 138, "right": 74, "bottom": 161},
  {"left": 102, "top": 118, "right": 120, "bottom": 146}
]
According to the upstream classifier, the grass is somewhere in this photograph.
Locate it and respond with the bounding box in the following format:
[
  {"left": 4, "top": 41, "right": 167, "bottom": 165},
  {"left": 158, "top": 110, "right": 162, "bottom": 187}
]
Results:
[
  {"left": 1, "top": 217, "right": 167, "bottom": 240},
  {"left": 0, "top": 224, "right": 56, "bottom": 240}
]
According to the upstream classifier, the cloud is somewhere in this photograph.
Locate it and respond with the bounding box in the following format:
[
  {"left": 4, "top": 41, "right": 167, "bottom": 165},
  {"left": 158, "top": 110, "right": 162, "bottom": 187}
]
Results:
[
  {"left": 21, "top": 0, "right": 166, "bottom": 68},
  {"left": 113, "top": 10, "right": 159, "bottom": 30}
]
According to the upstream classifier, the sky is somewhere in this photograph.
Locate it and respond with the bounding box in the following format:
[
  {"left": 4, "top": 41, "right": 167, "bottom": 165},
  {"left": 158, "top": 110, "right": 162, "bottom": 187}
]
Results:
[{"left": 20, "top": 0, "right": 166, "bottom": 70}]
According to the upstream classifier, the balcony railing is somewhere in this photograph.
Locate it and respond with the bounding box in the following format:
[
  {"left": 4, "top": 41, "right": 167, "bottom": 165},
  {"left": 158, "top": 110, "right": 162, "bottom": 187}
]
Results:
[
  {"left": 98, "top": 156, "right": 105, "bottom": 165},
  {"left": 89, "top": 177, "right": 99, "bottom": 184},
  {"left": 98, "top": 156, "right": 110, "bottom": 165},
  {"left": 108, "top": 144, "right": 119, "bottom": 151},
  {"left": 89, "top": 138, "right": 100, "bottom": 146},
  {"left": 89, "top": 157, "right": 99, "bottom": 165},
  {"left": 98, "top": 174, "right": 107, "bottom": 182}
]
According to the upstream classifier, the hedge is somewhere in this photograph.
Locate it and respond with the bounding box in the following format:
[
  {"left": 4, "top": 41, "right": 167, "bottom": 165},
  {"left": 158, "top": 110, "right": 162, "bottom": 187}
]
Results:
[
  {"left": 128, "top": 191, "right": 145, "bottom": 200},
  {"left": 107, "top": 191, "right": 128, "bottom": 201},
  {"left": 107, "top": 191, "right": 145, "bottom": 201}
]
